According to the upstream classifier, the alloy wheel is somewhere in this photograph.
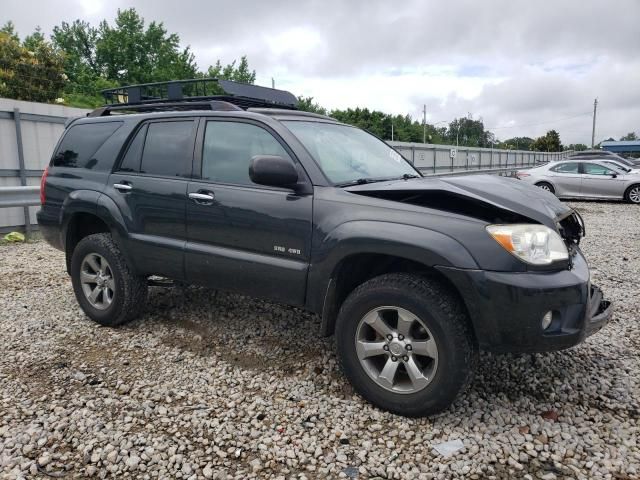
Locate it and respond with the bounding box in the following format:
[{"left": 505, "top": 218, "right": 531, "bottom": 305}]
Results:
[
  {"left": 355, "top": 306, "right": 438, "bottom": 394},
  {"left": 80, "top": 253, "right": 115, "bottom": 310}
]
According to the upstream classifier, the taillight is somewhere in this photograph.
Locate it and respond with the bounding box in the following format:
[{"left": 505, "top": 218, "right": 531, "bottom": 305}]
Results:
[
  {"left": 40, "top": 167, "right": 49, "bottom": 205},
  {"left": 515, "top": 172, "right": 530, "bottom": 179}
]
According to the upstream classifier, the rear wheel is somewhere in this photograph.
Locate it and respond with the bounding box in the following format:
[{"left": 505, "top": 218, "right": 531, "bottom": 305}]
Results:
[
  {"left": 535, "top": 181, "right": 555, "bottom": 194},
  {"left": 625, "top": 184, "right": 640, "bottom": 204},
  {"left": 70, "top": 233, "right": 147, "bottom": 326},
  {"left": 335, "top": 273, "right": 477, "bottom": 417}
]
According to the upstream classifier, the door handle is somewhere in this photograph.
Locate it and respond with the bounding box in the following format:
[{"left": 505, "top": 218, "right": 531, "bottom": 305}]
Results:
[
  {"left": 113, "top": 183, "right": 132, "bottom": 192},
  {"left": 188, "top": 192, "right": 215, "bottom": 203}
]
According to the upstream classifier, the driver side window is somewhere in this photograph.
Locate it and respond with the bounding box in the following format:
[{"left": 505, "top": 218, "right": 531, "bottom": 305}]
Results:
[{"left": 202, "top": 121, "right": 290, "bottom": 186}]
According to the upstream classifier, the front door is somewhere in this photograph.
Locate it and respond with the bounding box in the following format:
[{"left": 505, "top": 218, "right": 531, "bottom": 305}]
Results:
[
  {"left": 580, "top": 162, "right": 625, "bottom": 199},
  {"left": 185, "top": 118, "right": 313, "bottom": 305},
  {"left": 106, "top": 119, "right": 197, "bottom": 279}
]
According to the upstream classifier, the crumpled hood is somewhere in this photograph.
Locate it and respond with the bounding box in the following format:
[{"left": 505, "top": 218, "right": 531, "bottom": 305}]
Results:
[{"left": 345, "top": 174, "right": 572, "bottom": 228}]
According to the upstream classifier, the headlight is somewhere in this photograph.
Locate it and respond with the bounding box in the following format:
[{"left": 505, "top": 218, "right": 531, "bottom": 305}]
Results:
[{"left": 486, "top": 224, "right": 568, "bottom": 265}]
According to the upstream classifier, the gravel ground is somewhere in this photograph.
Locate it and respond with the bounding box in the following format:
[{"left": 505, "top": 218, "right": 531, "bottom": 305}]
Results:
[{"left": 1, "top": 201, "right": 639, "bottom": 480}]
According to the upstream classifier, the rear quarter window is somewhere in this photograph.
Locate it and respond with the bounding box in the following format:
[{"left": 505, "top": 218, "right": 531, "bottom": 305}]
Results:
[{"left": 52, "top": 122, "right": 123, "bottom": 169}]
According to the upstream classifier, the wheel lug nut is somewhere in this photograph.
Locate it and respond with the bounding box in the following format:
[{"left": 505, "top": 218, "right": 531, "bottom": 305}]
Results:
[
  {"left": 391, "top": 356, "right": 398, "bottom": 362},
  {"left": 398, "top": 334, "right": 404, "bottom": 340},
  {"left": 402, "top": 355, "right": 409, "bottom": 362},
  {"left": 405, "top": 344, "right": 412, "bottom": 351},
  {"left": 386, "top": 334, "right": 393, "bottom": 341},
  {"left": 383, "top": 345, "right": 389, "bottom": 351}
]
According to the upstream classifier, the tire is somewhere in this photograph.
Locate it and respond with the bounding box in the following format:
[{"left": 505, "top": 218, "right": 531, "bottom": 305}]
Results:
[
  {"left": 70, "top": 233, "right": 147, "bottom": 327},
  {"left": 624, "top": 184, "right": 640, "bottom": 204},
  {"left": 335, "top": 273, "right": 477, "bottom": 417},
  {"left": 535, "top": 182, "right": 555, "bottom": 194}
]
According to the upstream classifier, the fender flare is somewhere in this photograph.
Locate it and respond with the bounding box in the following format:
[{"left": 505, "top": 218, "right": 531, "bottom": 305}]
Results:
[
  {"left": 60, "top": 191, "right": 135, "bottom": 272},
  {"left": 306, "top": 220, "right": 479, "bottom": 324}
]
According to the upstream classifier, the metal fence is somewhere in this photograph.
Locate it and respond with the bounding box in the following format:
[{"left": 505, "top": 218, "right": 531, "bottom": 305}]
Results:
[
  {"left": 0, "top": 98, "right": 90, "bottom": 232},
  {"left": 388, "top": 141, "right": 570, "bottom": 174},
  {"left": 0, "top": 98, "right": 570, "bottom": 233}
]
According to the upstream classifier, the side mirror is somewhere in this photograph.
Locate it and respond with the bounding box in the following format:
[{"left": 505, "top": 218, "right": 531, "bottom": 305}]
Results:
[
  {"left": 610, "top": 173, "right": 617, "bottom": 178},
  {"left": 249, "top": 155, "right": 299, "bottom": 188}
]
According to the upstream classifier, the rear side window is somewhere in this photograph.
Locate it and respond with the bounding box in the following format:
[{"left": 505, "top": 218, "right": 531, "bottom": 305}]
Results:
[
  {"left": 140, "top": 121, "right": 195, "bottom": 177},
  {"left": 550, "top": 162, "right": 579, "bottom": 173},
  {"left": 202, "top": 121, "right": 290, "bottom": 185},
  {"left": 52, "top": 122, "right": 122, "bottom": 169}
]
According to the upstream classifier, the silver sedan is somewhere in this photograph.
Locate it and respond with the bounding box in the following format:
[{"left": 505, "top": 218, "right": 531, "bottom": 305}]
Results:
[{"left": 516, "top": 160, "right": 640, "bottom": 203}]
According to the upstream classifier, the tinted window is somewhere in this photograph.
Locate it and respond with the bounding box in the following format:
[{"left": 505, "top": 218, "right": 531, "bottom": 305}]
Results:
[
  {"left": 583, "top": 163, "right": 614, "bottom": 175},
  {"left": 550, "top": 162, "right": 579, "bottom": 173},
  {"left": 53, "top": 122, "right": 122, "bottom": 168},
  {"left": 140, "top": 121, "right": 195, "bottom": 177},
  {"left": 202, "top": 121, "right": 290, "bottom": 185},
  {"left": 118, "top": 124, "right": 147, "bottom": 172}
]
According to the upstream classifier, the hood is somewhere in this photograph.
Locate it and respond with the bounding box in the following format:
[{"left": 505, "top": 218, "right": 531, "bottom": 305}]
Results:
[{"left": 344, "top": 174, "right": 571, "bottom": 228}]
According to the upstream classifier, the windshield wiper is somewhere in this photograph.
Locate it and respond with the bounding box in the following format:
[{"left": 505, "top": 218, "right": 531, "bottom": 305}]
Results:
[
  {"left": 335, "top": 178, "right": 388, "bottom": 187},
  {"left": 336, "top": 173, "right": 421, "bottom": 188}
]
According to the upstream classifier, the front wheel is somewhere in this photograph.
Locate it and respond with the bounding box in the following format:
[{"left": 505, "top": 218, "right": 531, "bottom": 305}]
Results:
[
  {"left": 70, "top": 233, "right": 147, "bottom": 327},
  {"left": 335, "top": 273, "right": 477, "bottom": 417},
  {"left": 625, "top": 184, "right": 640, "bottom": 204}
]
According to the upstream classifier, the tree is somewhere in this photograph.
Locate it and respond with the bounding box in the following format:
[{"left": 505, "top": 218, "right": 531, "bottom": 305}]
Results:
[
  {"left": 565, "top": 143, "right": 588, "bottom": 151},
  {"left": 297, "top": 96, "right": 327, "bottom": 115},
  {"left": 46, "top": 9, "right": 258, "bottom": 107},
  {"left": 95, "top": 9, "right": 197, "bottom": 85},
  {"left": 0, "top": 25, "right": 66, "bottom": 103},
  {"left": 620, "top": 132, "right": 638, "bottom": 141},
  {"left": 447, "top": 116, "right": 493, "bottom": 147},
  {"left": 532, "top": 130, "right": 562, "bottom": 152},
  {"left": 23, "top": 27, "right": 46, "bottom": 51},
  {"left": 206, "top": 56, "right": 255, "bottom": 83},
  {"left": 52, "top": 20, "right": 100, "bottom": 85},
  {"left": 0, "top": 21, "right": 19, "bottom": 42},
  {"left": 501, "top": 136, "right": 534, "bottom": 151}
]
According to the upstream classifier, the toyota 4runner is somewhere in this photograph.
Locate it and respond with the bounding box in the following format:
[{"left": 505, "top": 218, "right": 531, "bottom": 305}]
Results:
[{"left": 37, "top": 79, "right": 613, "bottom": 416}]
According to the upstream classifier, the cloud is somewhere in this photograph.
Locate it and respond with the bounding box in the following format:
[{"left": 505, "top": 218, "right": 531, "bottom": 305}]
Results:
[{"left": 3, "top": 0, "right": 639, "bottom": 144}]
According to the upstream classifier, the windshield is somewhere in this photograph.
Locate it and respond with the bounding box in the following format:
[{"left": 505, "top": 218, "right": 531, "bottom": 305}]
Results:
[{"left": 283, "top": 120, "right": 420, "bottom": 184}]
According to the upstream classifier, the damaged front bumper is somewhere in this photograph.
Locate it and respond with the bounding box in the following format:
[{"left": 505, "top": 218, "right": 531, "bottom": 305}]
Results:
[
  {"left": 585, "top": 285, "right": 613, "bottom": 337},
  {"left": 436, "top": 249, "right": 613, "bottom": 354}
]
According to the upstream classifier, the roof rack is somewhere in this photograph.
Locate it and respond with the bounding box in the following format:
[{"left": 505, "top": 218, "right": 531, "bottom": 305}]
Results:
[{"left": 90, "top": 78, "right": 298, "bottom": 117}]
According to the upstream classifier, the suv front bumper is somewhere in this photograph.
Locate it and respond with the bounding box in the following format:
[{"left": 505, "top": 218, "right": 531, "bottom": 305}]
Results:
[{"left": 437, "top": 250, "right": 613, "bottom": 353}]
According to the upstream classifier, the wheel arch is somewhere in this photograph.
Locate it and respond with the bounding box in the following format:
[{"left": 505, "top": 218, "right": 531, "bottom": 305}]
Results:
[
  {"left": 624, "top": 183, "right": 640, "bottom": 203},
  {"left": 62, "top": 193, "right": 133, "bottom": 273},
  {"left": 311, "top": 221, "right": 479, "bottom": 337},
  {"left": 319, "top": 252, "right": 476, "bottom": 337},
  {"left": 534, "top": 180, "right": 556, "bottom": 192}
]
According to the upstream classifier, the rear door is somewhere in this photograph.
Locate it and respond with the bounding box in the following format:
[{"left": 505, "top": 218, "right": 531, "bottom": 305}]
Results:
[
  {"left": 580, "top": 162, "right": 626, "bottom": 199},
  {"left": 107, "top": 118, "right": 197, "bottom": 279},
  {"left": 185, "top": 118, "right": 313, "bottom": 305},
  {"left": 548, "top": 162, "right": 582, "bottom": 196}
]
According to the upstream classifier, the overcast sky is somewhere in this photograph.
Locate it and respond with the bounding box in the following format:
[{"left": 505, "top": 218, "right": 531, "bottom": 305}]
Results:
[{"left": 4, "top": 0, "right": 639, "bottom": 144}]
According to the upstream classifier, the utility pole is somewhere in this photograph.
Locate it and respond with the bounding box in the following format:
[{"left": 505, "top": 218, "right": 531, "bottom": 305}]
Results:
[
  {"left": 271, "top": 78, "right": 275, "bottom": 89},
  {"left": 591, "top": 98, "right": 598, "bottom": 148},
  {"left": 423, "top": 104, "right": 427, "bottom": 144},
  {"left": 391, "top": 120, "right": 394, "bottom": 141}
]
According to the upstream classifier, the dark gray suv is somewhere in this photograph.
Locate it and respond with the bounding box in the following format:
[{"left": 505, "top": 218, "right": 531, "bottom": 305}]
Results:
[{"left": 37, "top": 79, "right": 612, "bottom": 416}]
